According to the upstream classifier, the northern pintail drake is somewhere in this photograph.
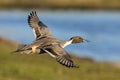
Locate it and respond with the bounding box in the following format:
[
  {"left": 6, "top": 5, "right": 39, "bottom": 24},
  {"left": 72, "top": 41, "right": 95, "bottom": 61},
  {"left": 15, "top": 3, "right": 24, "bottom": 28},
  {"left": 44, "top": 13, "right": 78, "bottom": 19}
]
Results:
[{"left": 14, "top": 11, "right": 88, "bottom": 68}]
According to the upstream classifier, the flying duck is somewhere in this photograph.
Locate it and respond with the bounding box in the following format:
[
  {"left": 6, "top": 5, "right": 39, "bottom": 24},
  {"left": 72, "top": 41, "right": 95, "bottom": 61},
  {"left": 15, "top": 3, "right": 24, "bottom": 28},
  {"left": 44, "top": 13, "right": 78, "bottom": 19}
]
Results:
[{"left": 14, "top": 11, "right": 88, "bottom": 68}]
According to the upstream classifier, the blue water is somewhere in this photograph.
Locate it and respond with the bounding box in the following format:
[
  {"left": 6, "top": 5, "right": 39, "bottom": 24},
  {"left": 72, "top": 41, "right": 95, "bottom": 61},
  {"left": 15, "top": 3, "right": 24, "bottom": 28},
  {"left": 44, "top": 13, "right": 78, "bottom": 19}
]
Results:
[{"left": 0, "top": 10, "right": 120, "bottom": 62}]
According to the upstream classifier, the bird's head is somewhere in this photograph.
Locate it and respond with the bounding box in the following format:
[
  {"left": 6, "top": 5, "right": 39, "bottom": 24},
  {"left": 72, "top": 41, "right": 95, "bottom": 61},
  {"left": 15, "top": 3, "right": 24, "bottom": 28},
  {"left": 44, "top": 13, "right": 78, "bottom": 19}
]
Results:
[{"left": 70, "top": 36, "right": 89, "bottom": 44}]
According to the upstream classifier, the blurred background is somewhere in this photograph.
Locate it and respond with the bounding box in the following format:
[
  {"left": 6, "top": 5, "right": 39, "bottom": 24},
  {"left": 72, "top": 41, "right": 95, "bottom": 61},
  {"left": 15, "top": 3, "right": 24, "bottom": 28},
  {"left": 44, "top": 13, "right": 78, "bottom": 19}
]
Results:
[{"left": 0, "top": 0, "right": 120, "bottom": 80}]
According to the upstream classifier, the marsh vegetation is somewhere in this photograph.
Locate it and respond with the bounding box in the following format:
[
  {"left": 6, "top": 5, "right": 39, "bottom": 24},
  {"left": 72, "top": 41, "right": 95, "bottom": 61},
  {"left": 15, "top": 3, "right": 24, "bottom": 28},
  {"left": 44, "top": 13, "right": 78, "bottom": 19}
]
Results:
[
  {"left": 0, "top": 38, "right": 120, "bottom": 80},
  {"left": 0, "top": 0, "right": 120, "bottom": 9}
]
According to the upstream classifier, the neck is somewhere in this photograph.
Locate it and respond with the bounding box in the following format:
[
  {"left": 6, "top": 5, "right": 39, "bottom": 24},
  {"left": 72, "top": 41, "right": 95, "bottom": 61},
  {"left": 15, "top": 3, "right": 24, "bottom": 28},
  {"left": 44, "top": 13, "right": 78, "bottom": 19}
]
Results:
[{"left": 62, "top": 39, "right": 73, "bottom": 48}]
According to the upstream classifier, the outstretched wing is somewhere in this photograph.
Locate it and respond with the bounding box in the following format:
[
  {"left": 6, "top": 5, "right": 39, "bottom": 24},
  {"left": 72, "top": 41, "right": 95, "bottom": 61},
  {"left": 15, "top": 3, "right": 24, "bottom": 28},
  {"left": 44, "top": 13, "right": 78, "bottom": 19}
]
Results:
[
  {"left": 28, "top": 11, "right": 53, "bottom": 39},
  {"left": 42, "top": 44, "right": 78, "bottom": 68}
]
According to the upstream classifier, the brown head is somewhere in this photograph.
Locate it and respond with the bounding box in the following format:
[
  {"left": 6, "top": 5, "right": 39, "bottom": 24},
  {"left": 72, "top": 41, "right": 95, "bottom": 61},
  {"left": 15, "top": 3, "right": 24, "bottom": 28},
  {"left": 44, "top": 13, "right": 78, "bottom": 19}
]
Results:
[{"left": 70, "top": 36, "right": 89, "bottom": 44}]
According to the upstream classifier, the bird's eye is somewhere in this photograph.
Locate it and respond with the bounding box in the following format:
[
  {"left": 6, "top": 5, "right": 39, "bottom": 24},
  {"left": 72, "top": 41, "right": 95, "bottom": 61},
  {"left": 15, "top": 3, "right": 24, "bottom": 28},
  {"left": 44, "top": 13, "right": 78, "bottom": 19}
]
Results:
[{"left": 70, "top": 38, "right": 72, "bottom": 39}]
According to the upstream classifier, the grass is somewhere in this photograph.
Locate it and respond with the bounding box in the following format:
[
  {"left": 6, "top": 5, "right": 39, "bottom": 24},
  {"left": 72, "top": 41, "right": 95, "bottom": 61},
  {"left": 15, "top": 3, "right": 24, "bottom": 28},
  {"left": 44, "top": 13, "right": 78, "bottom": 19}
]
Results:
[
  {"left": 0, "top": 39, "right": 120, "bottom": 80},
  {"left": 0, "top": 0, "right": 120, "bottom": 9}
]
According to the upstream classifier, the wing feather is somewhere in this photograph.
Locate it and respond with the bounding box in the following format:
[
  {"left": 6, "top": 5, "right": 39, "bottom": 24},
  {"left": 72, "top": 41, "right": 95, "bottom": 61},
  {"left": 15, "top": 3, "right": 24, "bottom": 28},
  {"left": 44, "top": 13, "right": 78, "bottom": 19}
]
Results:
[
  {"left": 42, "top": 44, "right": 78, "bottom": 68},
  {"left": 28, "top": 11, "right": 53, "bottom": 39}
]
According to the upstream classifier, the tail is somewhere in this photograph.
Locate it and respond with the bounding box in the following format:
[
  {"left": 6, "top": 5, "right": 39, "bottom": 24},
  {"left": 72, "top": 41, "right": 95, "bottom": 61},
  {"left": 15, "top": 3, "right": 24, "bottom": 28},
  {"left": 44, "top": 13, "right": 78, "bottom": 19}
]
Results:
[
  {"left": 10, "top": 44, "right": 31, "bottom": 54},
  {"left": 10, "top": 49, "right": 22, "bottom": 54},
  {"left": 11, "top": 49, "right": 32, "bottom": 54}
]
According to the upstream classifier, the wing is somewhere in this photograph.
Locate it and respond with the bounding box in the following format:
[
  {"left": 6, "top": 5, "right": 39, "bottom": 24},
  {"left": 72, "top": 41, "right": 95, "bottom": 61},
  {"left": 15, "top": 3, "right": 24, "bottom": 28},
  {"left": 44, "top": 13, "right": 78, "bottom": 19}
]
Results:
[
  {"left": 28, "top": 11, "right": 53, "bottom": 40},
  {"left": 42, "top": 44, "right": 78, "bottom": 68}
]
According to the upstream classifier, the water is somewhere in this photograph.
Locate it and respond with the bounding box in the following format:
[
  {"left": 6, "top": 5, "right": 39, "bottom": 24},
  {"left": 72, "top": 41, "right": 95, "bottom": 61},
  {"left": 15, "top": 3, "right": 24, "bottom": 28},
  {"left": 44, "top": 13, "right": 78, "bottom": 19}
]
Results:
[{"left": 0, "top": 10, "right": 120, "bottom": 62}]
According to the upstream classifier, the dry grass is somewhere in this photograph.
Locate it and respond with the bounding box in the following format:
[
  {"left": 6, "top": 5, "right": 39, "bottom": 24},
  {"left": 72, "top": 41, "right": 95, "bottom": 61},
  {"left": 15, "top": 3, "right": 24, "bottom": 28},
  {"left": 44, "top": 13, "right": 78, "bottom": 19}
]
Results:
[{"left": 0, "top": 0, "right": 120, "bottom": 9}]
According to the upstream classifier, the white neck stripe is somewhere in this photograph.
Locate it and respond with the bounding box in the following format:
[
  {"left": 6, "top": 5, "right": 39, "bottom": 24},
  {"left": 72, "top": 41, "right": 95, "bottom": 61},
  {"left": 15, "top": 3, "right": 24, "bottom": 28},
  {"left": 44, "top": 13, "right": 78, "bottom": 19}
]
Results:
[{"left": 62, "top": 40, "right": 72, "bottom": 48}]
